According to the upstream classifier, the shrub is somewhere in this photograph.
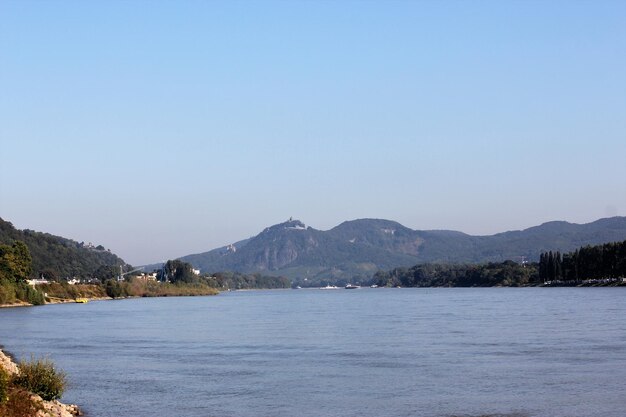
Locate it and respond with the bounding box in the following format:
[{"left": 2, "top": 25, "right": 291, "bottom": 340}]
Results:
[
  {"left": 13, "top": 357, "right": 66, "bottom": 401},
  {"left": 24, "top": 285, "right": 45, "bottom": 306},
  {"left": 105, "top": 279, "right": 126, "bottom": 298},
  {"left": 0, "top": 279, "right": 16, "bottom": 305},
  {"left": 13, "top": 283, "right": 45, "bottom": 306}
]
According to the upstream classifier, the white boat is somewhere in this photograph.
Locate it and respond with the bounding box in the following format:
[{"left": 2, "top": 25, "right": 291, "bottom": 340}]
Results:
[
  {"left": 370, "top": 284, "right": 378, "bottom": 288},
  {"left": 345, "top": 284, "right": 360, "bottom": 289},
  {"left": 320, "top": 285, "right": 339, "bottom": 290}
]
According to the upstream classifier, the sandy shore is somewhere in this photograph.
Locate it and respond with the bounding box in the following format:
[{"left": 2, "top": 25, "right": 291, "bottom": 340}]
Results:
[
  {"left": 0, "top": 300, "right": 32, "bottom": 308},
  {"left": 0, "top": 296, "right": 113, "bottom": 309},
  {"left": 0, "top": 348, "right": 81, "bottom": 417},
  {"left": 44, "top": 296, "right": 112, "bottom": 305}
]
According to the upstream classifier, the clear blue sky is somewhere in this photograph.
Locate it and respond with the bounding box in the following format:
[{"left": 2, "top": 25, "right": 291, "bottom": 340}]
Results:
[{"left": 1, "top": 1, "right": 625, "bottom": 266}]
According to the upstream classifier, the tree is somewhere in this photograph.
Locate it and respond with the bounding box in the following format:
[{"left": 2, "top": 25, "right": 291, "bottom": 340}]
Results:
[
  {"left": 104, "top": 279, "right": 124, "bottom": 298},
  {"left": 93, "top": 265, "right": 118, "bottom": 282},
  {"left": 0, "top": 241, "right": 32, "bottom": 281},
  {"left": 160, "top": 260, "right": 196, "bottom": 283},
  {"left": 539, "top": 239, "right": 626, "bottom": 282},
  {"left": 40, "top": 268, "right": 58, "bottom": 282}
]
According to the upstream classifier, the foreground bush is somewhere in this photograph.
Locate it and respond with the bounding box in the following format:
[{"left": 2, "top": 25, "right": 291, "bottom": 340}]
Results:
[{"left": 13, "top": 358, "right": 66, "bottom": 401}]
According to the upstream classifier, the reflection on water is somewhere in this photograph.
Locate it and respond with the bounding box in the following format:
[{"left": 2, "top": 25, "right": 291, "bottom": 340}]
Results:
[{"left": 1, "top": 288, "right": 625, "bottom": 417}]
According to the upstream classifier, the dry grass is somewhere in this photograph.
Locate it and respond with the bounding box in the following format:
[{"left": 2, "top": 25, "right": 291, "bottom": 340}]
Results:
[
  {"left": 40, "top": 283, "right": 107, "bottom": 300},
  {"left": 0, "top": 386, "right": 43, "bottom": 417},
  {"left": 125, "top": 279, "right": 219, "bottom": 297}
]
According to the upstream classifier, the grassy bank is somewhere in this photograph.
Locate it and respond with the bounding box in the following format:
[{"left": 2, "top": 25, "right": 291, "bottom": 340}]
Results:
[
  {"left": 107, "top": 278, "right": 220, "bottom": 298},
  {"left": 1, "top": 279, "right": 219, "bottom": 307},
  {"left": 0, "top": 279, "right": 45, "bottom": 306},
  {"left": 42, "top": 279, "right": 219, "bottom": 301}
]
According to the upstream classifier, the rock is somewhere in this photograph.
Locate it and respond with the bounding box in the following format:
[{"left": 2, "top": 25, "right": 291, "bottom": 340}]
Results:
[
  {"left": 65, "top": 403, "right": 83, "bottom": 416},
  {"left": 0, "top": 349, "right": 19, "bottom": 375}
]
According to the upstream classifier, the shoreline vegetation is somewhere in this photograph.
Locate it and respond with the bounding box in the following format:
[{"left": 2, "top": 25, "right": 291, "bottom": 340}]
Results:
[
  {"left": 370, "top": 239, "right": 626, "bottom": 289},
  {"left": 0, "top": 279, "right": 221, "bottom": 309},
  {"left": 0, "top": 246, "right": 289, "bottom": 307},
  {"left": 0, "top": 348, "right": 80, "bottom": 417}
]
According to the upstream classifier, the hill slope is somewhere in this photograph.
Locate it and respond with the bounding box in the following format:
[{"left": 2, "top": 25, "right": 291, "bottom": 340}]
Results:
[
  {"left": 0, "top": 218, "right": 129, "bottom": 279},
  {"left": 177, "top": 217, "right": 626, "bottom": 284}
]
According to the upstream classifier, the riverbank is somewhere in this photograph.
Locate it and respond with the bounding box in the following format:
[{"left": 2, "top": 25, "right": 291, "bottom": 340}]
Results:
[
  {"left": 0, "top": 348, "right": 81, "bottom": 417},
  {"left": 0, "top": 296, "right": 113, "bottom": 309},
  {"left": 1, "top": 280, "right": 221, "bottom": 308}
]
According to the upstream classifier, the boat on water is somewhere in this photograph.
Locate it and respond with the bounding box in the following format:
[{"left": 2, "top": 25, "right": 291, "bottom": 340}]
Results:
[
  {"left": 370, "top": 284, "right": 378, "bottom": 288},
  {"left": 320, "top": 285, "right": 339, "bottom": 290},
  {"left": 75, "top": 298, "right": 89, "bottom": 303},
  {"left": 345, "top": 284, "right": 361, "bottom": 289}
]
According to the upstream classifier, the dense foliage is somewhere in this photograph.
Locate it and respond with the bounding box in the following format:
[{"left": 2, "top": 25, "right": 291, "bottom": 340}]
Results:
[
  {"left": 538, "top": 240, "right": 626, "bottom": 283},
  {"left": 0, "top": 241, "right": 45, "bottom": 305},
  {"left": 154, "top": 259, "right": 291, "bottom": 289},
  {"left": 206, "top": 271, "right": 291, "bottom": 290},
  {"left": 373, "top": 260, "right": 538, "bottom": 287},
  {"left": 157, "top": 259, "right": 198, "bottom": 283},
  {"left": 0, "top": 280, "right": 45, "bottom": 305},
  {"left": 0, "top": 218, "right": 128, "bottom": 279},
  {"left": 13, "top": 358, "right": 67, "bottom": 401}
]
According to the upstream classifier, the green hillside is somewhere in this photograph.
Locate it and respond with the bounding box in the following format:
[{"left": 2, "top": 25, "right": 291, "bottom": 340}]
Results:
[
  {"left": 0, "top": 218, "right": 129, "bottom": 279},
  {"left": 173, "top": 217, "right": 626, "bottom": 284}
]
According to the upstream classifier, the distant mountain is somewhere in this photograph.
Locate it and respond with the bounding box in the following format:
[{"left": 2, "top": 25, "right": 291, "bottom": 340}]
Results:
[
  {"left": 173, "top": 216, "right": 626, "bottom": 284},
  {"left": 0, "top": 218, "right": 129, "bottom": 279}
]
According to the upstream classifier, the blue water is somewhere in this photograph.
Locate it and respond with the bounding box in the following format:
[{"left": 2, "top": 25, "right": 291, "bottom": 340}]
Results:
[{"left": 1, "top": 288, "right": 625, "bottom": 417}]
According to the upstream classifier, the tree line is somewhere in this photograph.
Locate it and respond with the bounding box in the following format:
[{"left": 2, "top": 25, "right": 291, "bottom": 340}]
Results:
[
  {"left": 0, "top": 218, "right": 129, "bottom": 280},
  {"left": 538, "top": 240, "right": 626, "bottom": 282},
  {"left": 155, "top": 259, "right": 291, "bottom": 290},
  {"left": 372, "top": 260, "right": 538, "bottom": 288},
  {"left": 0, "top": 241, "right": 45, "bottom": 305},
  {"left": 0, "top": 238, "right": 291, "bottom": 306}
]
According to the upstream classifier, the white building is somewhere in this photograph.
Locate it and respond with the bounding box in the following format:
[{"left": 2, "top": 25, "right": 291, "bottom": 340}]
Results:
[{"left": 26, "top": 278, "right": 49, "bottom": 286}]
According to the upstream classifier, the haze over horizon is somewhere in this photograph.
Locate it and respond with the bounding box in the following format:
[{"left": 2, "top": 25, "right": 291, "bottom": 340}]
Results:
[{"left": 1, "top": 1, "right": 625, "bottom": 266}]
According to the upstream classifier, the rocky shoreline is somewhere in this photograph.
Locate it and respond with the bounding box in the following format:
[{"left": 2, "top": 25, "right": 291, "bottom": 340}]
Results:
[{"left": 0, "top": 348, "right": 81, "bottom": 417}]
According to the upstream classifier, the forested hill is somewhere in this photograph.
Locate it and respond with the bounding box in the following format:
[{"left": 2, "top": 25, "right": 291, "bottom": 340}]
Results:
[
  {"left": 0, "top": 218, "right": 129, "bottom": 279},
  {"left": 172, "top": 216, "right": 626, "bottom": 284}
]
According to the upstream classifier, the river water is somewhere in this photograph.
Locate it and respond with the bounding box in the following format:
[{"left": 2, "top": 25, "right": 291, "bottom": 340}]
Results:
[{"left": 1, "top": 288, "right": 625, "bottom": 417}]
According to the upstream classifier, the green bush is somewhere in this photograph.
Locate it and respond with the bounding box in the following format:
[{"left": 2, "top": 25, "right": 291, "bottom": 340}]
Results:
[
  {"left": 0, "top": 279, "right": 16, "bottom": 305},
  {"left": 13, "top": 357, "right": 66, "bottom": 401},
  {"left": 25, "top": 285, "right": 45, "bottom": 306},
  {"left": 14, "top": 283, "right": 45, "bottom": 305}
]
